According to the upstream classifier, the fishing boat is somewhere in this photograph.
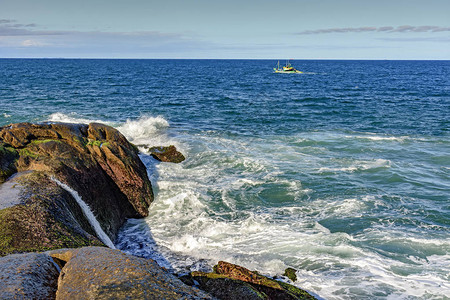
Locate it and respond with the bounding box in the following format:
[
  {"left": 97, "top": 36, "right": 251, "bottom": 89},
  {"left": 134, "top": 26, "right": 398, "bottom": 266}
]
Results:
[{"left": 274, "top": 60, "right": 302, "bottom": 73}]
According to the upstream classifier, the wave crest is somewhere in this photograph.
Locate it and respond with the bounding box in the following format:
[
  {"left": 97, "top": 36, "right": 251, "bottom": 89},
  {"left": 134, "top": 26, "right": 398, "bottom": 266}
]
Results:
[
  {"left": 117, "top": 116, "right": 169, "bottom": 144},
  {"left": 47, "top": 112, "right": 111, "bottom": 125}
]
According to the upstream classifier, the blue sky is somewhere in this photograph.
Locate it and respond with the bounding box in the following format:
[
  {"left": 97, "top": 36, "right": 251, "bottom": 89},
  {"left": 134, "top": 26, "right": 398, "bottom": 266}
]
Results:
[{"left": 1, "top": 0, "right": 449, "bottom": 59}]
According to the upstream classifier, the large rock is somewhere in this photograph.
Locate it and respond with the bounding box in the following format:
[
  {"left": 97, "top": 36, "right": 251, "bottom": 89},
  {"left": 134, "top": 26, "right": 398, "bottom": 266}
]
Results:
[
  {"left": 0, "top": 247, "right": 216, "bottom": 299},
  {"left": 0, "top": 122, "right": 154, "bottom": 255},
  {"left": 0, "top": 252, "right": 60, "bottom": 299},
  {"left": 0, "top": 172, "right": 103, "bottom": 256},
  {"left": 185, "top": 272, "right": 266, "bottom": 300},
  {"left": 50, "top": 247, "right": 212, "bottom": 300},
  {"left": 185, "top": 261, "right": 316, "bottom": 300}
]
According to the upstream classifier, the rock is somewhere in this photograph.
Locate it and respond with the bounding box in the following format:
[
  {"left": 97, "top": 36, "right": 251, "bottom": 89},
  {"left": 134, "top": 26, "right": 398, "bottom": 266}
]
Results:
[
  {"left": 0, "top": 142, "right": 18, "bottom": 183},
  {"left": 149, "top": 145, "right": 185, "bottom": 163},
  {"left": 0, "top": 122, "right": 154, "bottom": 255},
  {"left": 0, "top": 172, "right": 103, "bottom": 256},
  {"left": 0, "top": 252, "right": 60, "bottom": 299},
  {"left": 52, "top": 247, "right": 212, "bottom": 300},
  {"left": 86, "top": 123, "right": 153, "bottom": 217},
  {"left": 186, "top": 261, "right": 316, "bottom": 300},
  {"left": 189, "top": 271, "right": 267, "bottom": 300},
  {"left": 284, "top": 267, "right": 298, "bottom": 282},
  {"left": 0, "top": 172, "right": 23, "bottom": 210},
  {"left": 213, "top": 261, "right": 282, "bottom": 290}
]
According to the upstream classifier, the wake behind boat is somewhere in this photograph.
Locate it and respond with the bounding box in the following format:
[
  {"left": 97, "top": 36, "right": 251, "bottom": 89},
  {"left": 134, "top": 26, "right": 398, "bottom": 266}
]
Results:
[{"left": 274, "top": 60, "right": 302, "bottom": 73}]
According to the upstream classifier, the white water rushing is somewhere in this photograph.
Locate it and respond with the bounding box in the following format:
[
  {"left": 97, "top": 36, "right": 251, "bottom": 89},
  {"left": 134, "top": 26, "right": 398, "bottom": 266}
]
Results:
[
  {"left": 51, "top": 177, "right": 115, "bottom": 249},
  {"left": 46, "top": 113, "right": 450, "bottom": 300}
]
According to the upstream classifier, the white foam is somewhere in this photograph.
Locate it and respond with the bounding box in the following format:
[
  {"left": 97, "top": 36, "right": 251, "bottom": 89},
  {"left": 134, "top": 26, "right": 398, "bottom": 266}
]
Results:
[
  {"left": 117, "top": 116, "right": 169, "bottom": 143},
  {"left": 114, "top": 129, "right": 448, "bottom": 299},
  {"left": 46, "top": 113, "right": 178, "bottom": 152},
  {"left": 47, "top": 112, "right": 112, "bottom": 125},
  {"left": 3, "top": 113, "right": 11, "bottom": 118},
  {"left": 345, "top": 132, "right": 410, "bottom": 142},
  {"left": 318, "top": 158, "right": 391, "bottom": 173},
  {"left": 51, "top": 177, "right": 115, "bottom": 248},
  {"left": 354, "top": 135, "right": 408, "bottom": 142}
]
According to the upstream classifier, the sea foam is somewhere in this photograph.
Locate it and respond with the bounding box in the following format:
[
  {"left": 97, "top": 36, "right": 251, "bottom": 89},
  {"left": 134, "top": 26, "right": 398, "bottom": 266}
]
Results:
[
  {"left": 47, "top": 112, "right": 113, "bottom": 125},
  {"left": 117, "top": 116, "right": 169, "bottom": 142},
  {"left": 51, "top": 177, "right": 115, "bottom": 249},
  {"left": 47, "top": 113, "right": 177, "bottom": 152}
]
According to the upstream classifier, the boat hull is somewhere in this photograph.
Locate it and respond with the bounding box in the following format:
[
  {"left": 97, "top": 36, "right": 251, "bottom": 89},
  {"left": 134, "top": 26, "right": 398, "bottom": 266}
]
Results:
[{"left": 274, "top": 69, "right": 302, "bottom": 74}]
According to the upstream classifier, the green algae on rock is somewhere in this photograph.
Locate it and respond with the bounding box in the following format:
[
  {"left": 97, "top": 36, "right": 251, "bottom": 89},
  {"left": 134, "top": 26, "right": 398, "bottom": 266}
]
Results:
[
  {"left": 186, "top": 271, "right": 266, "bottom": 300},
  {"left": 0, "top": 172, "right": 104, "bottom": 256},
  {"left": 185, "top": 261, "right": 316, "bottom": 300},
  {"left": 52, "top": 247, "right": 212, "bottom": 300},
  {"left": 284, "top": 267, "right": 298, "bottom": 282},
  {"left": 0, "top": 142, "right": 18, "bottom": 183},
  {"left": 148, "top": 145, "right": 186, "bottom": 163},
  {"left": 0, "top": 122, "right": 154, "bottom": 255}
]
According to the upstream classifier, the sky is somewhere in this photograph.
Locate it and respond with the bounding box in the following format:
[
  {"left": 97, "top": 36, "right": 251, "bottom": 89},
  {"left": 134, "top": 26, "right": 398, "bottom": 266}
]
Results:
[{"left": 0, "top": 0, "right": 449, "bottom": 59}]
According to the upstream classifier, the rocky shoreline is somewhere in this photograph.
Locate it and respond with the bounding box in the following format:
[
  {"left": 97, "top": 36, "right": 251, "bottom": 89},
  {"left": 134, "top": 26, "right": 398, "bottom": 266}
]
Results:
[{"left": 0, "top": 122, "right": 316, "bottom": 299}]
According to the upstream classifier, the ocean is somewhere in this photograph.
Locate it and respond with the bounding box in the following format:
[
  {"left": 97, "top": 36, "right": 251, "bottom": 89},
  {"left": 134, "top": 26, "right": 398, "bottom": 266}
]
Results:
[{"left": 1, "top": 59, "right": 449, "bottom": 299}]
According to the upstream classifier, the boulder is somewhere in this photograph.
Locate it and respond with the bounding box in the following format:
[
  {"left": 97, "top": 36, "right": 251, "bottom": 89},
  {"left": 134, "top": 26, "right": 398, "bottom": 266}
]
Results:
[
  {"left": 0, "top": 252, "right": 60, "bottom": 299},
  {"left": 0, "top": 122, "right": 154, "bottom": 255},
  {"left": 185, "top": 261, "right": 316, "bottom": 300},
  {"left": 283, "top": 267, "right": 298, "bottom": 282},
  {"left": 0, "top": 172, "right": 103, "bottom": 256},
  {"left": 51, "top": 247, "right": 212, "bottom": 300},
  {"left": 148, "top": 145, "right": 185, "bottom": 163},
  {"left": 185, "top": 272, "right": 267, "bottom": 300}
]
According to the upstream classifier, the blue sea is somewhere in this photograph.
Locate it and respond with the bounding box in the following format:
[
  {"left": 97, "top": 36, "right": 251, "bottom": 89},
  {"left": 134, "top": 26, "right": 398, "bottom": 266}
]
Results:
[{"left": 1, "top": 59, "right": 449, "bottom": 299}]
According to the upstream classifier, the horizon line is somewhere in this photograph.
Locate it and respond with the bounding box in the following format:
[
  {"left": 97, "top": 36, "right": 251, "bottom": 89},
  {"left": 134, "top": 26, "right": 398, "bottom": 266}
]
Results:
[{"left": 1, "top": 57, "right": 449, "bottom": 61}]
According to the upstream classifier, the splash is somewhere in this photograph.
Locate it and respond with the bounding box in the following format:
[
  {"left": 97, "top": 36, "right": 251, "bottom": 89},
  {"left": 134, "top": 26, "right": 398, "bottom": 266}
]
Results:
[
  {"left": 46, "top": 113, "right": 175, "bottom": 151},
  {"left": 47, "top": 112, "right": 112, "bottom": 125},
  {"left": 51, "top": 177, "right": 115, "bottom": 249},
  {"left": 117, "top": 116, "right": 170, "bottom": 145}
]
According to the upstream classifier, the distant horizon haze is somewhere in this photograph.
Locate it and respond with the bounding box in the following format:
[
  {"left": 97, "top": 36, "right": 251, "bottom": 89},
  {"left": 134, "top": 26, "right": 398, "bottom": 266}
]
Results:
[{"left": 1, "top": 0, "right": 449, "bottom": 59}]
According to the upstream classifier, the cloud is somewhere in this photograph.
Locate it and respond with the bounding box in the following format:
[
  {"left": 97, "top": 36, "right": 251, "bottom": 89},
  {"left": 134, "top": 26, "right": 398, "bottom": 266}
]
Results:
[
  {"left": 296, "top": 25, "right": 450, "bottom": 35},
  {"left": 0, "top": 19, "right": 61, "bottom": 36},
  {"left": 0, "top": 20, "right": 216, "bottom": 58},
  {"left": 0, "top": 19, "right": 190, "bottom": 42},
  {"left": 21, "top": 39, "right": 46, "bottom": 47},
  {"left": 378, "top": 37, "right": 450, "bottom": 43},
  {"left": 0, "top": 19, "right": 200, "bottom": 49}
]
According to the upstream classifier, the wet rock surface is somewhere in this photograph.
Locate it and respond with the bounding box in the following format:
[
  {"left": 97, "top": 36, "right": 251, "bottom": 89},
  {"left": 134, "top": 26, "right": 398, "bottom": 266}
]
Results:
[
  {"left": 51, "top": 247, "right": 212, "bottom": 300},
  {"left": 185, "top": 273, "right": 266, "bottom": 300},
  {"left": 0, "top": 122, "right": 154, "bottom": 255},
  {"left": 0, "top": 172, "right": 103, "bottom": 256},
  {"left": 148, "top": 145, "right": 186, "bottom": 163},
  {"left": 284, "top": 267, "right": 298, "bottom": 282},
  {"left": 185, "top": 261, "right": 316, "bottom": 300},
  {"left": 0, "top": 252, "right": 60, "bottom": 299}
]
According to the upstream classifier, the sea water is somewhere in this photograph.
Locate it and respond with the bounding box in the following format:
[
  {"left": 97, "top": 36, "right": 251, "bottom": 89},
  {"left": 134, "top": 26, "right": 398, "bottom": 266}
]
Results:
[{"left": 0, "top": 59, "right": 449, "bottom": 299}]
